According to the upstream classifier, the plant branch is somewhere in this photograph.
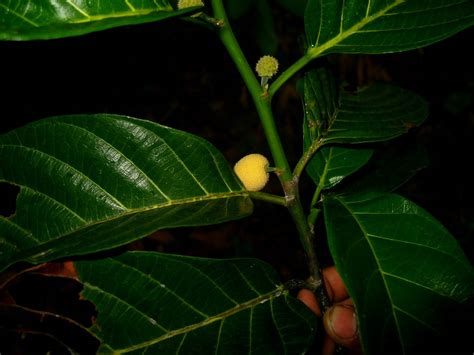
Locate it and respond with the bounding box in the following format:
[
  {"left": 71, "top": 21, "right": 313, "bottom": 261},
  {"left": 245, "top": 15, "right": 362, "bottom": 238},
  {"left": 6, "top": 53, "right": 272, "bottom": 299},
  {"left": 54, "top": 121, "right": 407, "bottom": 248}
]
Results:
[
  {"left": 248, "top": 192, "right": 288, "bottom": 207},
  {"left": 209, "top": 0, "right": 292, "bottom": 183},
  {"left": 268, "top": 53, "right": 312, "bottom": 99},
  {"left": 293, "top": 138, "right": 325, "bottom": 179},
  {"left": 210, "top": 0, "right": 330, "bottom": 313}
]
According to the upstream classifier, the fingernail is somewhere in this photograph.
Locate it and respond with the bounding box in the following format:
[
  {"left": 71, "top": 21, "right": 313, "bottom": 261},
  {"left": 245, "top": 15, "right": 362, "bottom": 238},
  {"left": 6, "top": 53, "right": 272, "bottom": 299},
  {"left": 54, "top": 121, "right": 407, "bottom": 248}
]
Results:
[{"left": 324, "top": 304, "right": 358, "bottom": 342}]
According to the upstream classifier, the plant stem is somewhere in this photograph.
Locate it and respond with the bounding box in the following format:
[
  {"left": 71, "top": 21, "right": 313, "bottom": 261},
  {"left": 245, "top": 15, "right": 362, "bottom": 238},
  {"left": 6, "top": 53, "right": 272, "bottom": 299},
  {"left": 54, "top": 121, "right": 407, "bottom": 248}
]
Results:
[
  {"left": 248, "top": 192, "right": 288, "bottom": 207},
  {"left": 293, "top": 138, "right": 324, "bottom": 179},
  {"left": 209, "top": 0, "right": 292, "bottom": 182},
  {"left": 210, "top": 0, "right": 330, "bottom": 312},
  {"left": 268, "top": 53, "right": 312, "bottom": 100}
]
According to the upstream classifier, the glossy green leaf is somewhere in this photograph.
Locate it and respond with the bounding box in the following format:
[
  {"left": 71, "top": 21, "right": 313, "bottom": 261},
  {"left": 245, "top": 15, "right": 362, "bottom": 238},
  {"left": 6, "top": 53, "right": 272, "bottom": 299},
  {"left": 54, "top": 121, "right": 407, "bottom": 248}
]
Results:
[
  {"left": 306, "top": 146, "right": 373, "bottom": 190},
  {"left": 74, "top": 251, "right": 317, "bottom": 353},
  {"left": 0, "top": 0, "right": 197, "bottom": 40},
  {"left": 304, "top": 0, "right": 474, "bottom": 57},
  {"left": 302, "top": 67, "right": 338, "bottom": 141},
  {"left": 302, "top": 68, "right": 374, "bottom": 189},
  {"left": 323, "top": 192, "right": 474, "bottom": 354},
  {"left": 302, "top": 68, "right": 428, "bottom": 146},
  {"left": 323, "top": 83, "right": 428, "bottom": 144},
  {"left": 0, "top": 114, "right": 252, "bottom": 271},
  {"left": 300, "top": 68, "right": 423, "bottom": 190}
]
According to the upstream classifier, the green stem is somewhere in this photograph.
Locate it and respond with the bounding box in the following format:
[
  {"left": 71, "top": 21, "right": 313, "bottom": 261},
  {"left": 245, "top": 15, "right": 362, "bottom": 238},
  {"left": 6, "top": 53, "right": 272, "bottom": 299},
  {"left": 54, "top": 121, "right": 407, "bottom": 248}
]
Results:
[
  {"left": 293, "top": 138, "right": 324, "bottom": 178},
  {"left": 209, "top": 0, "right": 292, "bottom": 182},
  {"left": 210, "top": 0, "right": 330, "bottom": 312},
  {"left": 248, "top": 192, "right": 287, "bottom": 207},
  {"left": 268, "top": 53, "right": 312, "bottom": 99}
]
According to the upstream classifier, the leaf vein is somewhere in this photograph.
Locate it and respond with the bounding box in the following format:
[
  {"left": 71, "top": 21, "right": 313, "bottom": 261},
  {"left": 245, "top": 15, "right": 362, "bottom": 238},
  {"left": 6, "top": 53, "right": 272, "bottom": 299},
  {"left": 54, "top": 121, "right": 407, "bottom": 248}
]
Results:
[
  {"left": 9, "top": 145, "right": 127, "bottom": 210},
  {"left": 392, "top": 305, "right": 439, "bottom": 333},
  {"left": 60, "top": 122, "right": 172, "bottom": 202},
  {"left": 83, "top": 282, "right": 169, "bottom": 333},
  {"left": 0, "top": 4, "right": 38, "bottom": 26},
  {"left": 66, "top": 0, "right": 91, "bottom": 18},
  {"left": 116, "top": 286, "right": 285, "bottom": 352},
  {"left": 158, "top": 135, "right": 210, "bottom": 195}
]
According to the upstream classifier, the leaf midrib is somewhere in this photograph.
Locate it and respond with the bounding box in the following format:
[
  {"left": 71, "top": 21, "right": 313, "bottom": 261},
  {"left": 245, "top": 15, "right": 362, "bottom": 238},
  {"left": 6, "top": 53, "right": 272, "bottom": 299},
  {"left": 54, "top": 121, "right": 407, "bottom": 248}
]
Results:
[
  {"left": 113, "top": 287, "right": 286, "bottom": 353},
  {"left": 0, "top": 1, "right": 174, "bottom": 28},
  {"left": 334, "top": 196, "right": 402, "bottom": 349},
  {"left": 24, "top": 190, "right": 248, "bottom": 241},
  {"left": 308, "top": 0, "right": 405, "bottom": 58}
]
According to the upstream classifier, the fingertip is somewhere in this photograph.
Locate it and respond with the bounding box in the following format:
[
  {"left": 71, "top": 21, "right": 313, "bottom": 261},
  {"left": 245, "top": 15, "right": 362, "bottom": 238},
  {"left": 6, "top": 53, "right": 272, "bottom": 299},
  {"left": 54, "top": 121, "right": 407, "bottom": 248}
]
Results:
[
  {"left": 297, "top": 288, "right": 321, "bottom": 316},
  {"left": 323, "top": 304, "right": 359, "bottom": 349},
  {"left": 322, "top": 266, "right": 349, "bottom": 302}
]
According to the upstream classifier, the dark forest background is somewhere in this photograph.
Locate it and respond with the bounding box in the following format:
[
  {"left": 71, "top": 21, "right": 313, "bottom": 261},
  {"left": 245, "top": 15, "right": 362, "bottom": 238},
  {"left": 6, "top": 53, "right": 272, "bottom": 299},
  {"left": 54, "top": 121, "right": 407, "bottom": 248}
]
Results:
[{"left": 0, "top": 6, "right": 473, "bottom": 352}]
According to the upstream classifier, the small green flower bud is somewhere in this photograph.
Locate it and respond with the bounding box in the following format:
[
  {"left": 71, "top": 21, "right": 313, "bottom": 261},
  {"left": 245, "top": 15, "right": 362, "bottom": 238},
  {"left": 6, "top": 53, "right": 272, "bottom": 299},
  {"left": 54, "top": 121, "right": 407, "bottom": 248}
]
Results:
[{"left": 255, "top": 55, "right": 279, "bottom": 79}]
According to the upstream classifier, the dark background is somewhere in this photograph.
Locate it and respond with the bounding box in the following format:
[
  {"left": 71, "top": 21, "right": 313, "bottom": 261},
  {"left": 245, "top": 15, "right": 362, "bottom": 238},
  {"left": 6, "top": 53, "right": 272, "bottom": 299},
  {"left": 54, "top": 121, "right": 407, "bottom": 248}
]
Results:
[
  {"left": 1, "top": 8, "right": 473, "bottom": 269},
  {"left": 0, "top": 4, "right": 473, "bottom": 352}
]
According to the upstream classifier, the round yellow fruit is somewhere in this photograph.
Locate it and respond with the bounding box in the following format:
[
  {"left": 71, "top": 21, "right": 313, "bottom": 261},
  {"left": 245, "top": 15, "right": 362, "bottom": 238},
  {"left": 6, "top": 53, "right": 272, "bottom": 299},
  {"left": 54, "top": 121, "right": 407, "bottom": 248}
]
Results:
[{"left": 234, "top": 154, "right": 270, "bottom": 192}]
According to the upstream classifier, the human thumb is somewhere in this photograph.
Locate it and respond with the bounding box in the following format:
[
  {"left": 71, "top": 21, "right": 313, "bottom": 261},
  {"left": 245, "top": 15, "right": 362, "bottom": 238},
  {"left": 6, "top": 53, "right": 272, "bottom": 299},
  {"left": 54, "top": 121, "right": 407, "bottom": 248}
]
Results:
[{"left": 323, "top": 303, "right": 359, "bottom": 349}]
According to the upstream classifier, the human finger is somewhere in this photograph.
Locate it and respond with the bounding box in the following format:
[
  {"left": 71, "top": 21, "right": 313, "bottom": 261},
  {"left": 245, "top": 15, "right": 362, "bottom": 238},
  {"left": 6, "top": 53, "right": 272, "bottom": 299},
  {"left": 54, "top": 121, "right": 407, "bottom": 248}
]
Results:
[
  {"left": 323, "top": 299, "right": 360, "bottom": 350},
  {"left": 297, "top": 267, "right": 349, "bottom": 316}
]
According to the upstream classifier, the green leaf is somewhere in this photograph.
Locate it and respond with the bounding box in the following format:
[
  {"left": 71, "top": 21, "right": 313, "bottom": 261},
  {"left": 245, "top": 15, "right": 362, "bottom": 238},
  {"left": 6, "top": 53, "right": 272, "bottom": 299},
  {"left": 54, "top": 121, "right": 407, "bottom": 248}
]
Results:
[
  {"left": 0, "top": 0, "right": 197, "bottom": 40},
  {"left": 301, "top": 68, "right": 374, "bottom": 188},
  {"left": 323, "top": 83, "right": 428, "bottom": 144},
  {"left": 306, "top": 146, "right": 373, "bottom": 190},
  {"left": 323, "top": 192, "right": 474, "bottom": 354},
  {"left": 0, "top": 114, "right": 252, "bottom": 271},
  {"left": 302, "top": 67, "right": 338, "bottom": 140},
  {"left": 301, "top": 68, "right": 423, "bottom": 190},
  {"left": 337, "top": 143, "right": 429, "bottom": 195},
  {"left": 301, "top": 68, "right": 428, "bottom": 146},
  {"left": 304, "top": 0, "right": 474, "bottom": 57},
  {"left": 74, "top": 251, "right": 317, "bottom": 353}
]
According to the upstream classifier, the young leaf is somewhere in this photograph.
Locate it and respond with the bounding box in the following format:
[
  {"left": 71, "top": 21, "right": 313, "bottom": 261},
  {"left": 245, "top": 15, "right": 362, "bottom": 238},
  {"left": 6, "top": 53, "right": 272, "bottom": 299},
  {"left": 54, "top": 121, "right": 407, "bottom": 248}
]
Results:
[
  {"left": 302, "top": 68, "right": 428, "bottom": 146},
  {"left": 0, "top": 114, "right": 252, "bottom": 271},
  {"left": 323, "top": 192, "right": 474, "bottom": 354},
  {"left": 302, "top": 67, "right": 338, "bottom": 140},
  {"left": 305, "top": 0, "right": 474, "bottom": 57},
  {"left": 302, "top": 68, "right": 374, "bottom": 189},
  {"left": 74, "top": 251, "right": 317, "bottom": 353},
  {"left": 301, "top": 68, "right": 423, "bottom": 189},
  {"left": 0, "top": 0, "right": 196, "bottom": 40}
]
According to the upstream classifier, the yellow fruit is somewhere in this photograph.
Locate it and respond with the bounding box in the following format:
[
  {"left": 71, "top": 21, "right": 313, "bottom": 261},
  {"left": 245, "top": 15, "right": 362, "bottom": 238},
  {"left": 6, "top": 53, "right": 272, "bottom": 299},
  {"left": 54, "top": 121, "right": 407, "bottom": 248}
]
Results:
[{"left": 234, "top": 154, "right": 270, "bottom": 192}]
